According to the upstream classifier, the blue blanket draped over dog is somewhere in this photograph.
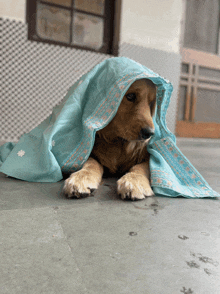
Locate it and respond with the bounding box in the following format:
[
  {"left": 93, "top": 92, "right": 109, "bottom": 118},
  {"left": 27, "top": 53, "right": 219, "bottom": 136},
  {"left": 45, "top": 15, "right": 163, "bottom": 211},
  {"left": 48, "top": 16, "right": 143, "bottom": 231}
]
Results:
[{"left": 0, "top": 57, "right": 219, "bottom": 198}]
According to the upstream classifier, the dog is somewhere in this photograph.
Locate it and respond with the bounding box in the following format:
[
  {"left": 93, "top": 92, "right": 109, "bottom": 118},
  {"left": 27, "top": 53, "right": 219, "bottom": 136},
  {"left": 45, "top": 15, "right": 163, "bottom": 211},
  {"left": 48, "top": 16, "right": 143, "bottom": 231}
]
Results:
[{"left": 63, "top": 78, "right": 156, "bottom": 200}]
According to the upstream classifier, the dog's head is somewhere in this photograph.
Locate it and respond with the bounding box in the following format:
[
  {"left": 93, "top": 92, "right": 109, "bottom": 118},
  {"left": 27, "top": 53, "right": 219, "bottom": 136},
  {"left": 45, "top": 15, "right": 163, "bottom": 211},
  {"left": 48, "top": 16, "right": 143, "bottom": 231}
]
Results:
[{"left": 98, "top": 79, "right": 156, "bottom": 142}]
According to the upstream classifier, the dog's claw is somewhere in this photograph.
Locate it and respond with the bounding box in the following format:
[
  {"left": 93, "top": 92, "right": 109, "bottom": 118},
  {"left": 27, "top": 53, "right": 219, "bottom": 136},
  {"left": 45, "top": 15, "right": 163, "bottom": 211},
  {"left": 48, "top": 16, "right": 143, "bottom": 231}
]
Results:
[
  {"left": 64, "top": 191, "right": 91, "bottom": 199},
  {"left": 117, "top": 173, "right": 154, "bottom": 201},
  {"left": 63, "top": 184, "right": 96, "bottom": 199},
  {"left": 63, "top": 170, "right": 99, "bottom": 199}
]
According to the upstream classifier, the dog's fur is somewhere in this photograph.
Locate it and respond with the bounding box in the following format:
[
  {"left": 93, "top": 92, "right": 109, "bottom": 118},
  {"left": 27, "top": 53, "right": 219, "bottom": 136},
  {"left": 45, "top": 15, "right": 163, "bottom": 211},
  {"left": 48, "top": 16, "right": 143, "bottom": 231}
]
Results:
[{"left": 64, "top": 79, "right": 156, "bottom": 200}]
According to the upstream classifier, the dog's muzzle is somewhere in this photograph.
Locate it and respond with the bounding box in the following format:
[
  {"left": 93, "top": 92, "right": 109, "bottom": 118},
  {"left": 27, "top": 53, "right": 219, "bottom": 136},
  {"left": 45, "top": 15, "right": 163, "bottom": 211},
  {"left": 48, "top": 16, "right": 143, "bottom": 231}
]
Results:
[{"left": 139, "top": 126, "right": 155, "bottom": 140}]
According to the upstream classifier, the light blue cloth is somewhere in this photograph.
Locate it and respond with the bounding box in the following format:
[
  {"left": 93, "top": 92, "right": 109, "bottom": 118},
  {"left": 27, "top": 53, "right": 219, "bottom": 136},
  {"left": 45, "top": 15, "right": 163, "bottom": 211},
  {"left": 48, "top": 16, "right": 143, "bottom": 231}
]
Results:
[{"left": 0, "top": 57, "right": 219, "bottom": 198}]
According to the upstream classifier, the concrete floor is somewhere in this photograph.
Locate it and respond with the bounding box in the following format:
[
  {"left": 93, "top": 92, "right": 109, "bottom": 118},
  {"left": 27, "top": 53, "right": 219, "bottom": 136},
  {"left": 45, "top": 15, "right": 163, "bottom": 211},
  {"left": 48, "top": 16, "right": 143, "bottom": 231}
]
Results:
[{"left": 0, "top": 138, "right": 220, "bottom": 294}]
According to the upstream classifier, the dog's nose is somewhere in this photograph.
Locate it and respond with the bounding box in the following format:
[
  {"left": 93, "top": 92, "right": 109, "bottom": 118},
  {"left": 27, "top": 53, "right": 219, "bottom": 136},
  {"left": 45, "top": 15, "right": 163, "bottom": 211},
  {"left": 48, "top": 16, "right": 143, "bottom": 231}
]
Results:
[{"left": 139, "top": 127, "right": 155, "bottom": 140}]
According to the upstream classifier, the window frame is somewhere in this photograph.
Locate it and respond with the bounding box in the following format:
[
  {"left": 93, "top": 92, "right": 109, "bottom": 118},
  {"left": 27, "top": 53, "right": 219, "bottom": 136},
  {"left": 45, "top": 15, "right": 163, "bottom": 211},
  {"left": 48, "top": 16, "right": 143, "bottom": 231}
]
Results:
[
  {"left": 180, "top": 0, "right": 220, "bottom": 56},
  {"left": 26, "top": 0, "right": 121, "bottom": 56}
]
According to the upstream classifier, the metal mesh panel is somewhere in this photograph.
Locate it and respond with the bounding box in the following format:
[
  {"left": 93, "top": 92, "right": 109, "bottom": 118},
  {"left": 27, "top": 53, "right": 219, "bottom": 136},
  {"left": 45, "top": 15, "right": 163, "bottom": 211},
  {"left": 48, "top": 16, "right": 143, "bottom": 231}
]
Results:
[{"left": 1, "top": 17, "right": 110, "bottom": 142}]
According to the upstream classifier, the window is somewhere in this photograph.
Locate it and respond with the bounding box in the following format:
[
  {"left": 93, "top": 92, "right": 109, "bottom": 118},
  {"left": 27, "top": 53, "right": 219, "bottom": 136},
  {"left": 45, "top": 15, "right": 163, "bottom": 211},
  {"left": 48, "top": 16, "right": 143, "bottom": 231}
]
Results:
[
  {"left": 176, "top": 0, "right": 220, "bottom": 138},
  {"left": 183, "top": 0, "right": 220, "bottom": 55},
  {"left": 26, "top": 0, "right": 121, "bottom": 55}
]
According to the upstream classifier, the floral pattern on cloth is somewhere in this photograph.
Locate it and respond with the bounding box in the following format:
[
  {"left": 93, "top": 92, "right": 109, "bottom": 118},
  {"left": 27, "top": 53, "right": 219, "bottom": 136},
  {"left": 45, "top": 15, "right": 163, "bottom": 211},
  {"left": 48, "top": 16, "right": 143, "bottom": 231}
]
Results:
[
  {"left": 17, "top": 150, "right": 25, "bottom": 157},
  {"left": 150, "top": 137, "right": 219, "bottom": 198}
]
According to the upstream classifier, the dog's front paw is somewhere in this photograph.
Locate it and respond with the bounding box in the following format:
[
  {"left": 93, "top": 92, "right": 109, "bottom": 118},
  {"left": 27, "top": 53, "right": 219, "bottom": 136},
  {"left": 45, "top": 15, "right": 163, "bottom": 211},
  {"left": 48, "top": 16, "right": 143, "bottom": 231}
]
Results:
[
  {"left": 63, "top": 170, "right": 100, "bottom": 198},
  {"left": 117, "top": 173, "right": 154, "bottom": 201}
]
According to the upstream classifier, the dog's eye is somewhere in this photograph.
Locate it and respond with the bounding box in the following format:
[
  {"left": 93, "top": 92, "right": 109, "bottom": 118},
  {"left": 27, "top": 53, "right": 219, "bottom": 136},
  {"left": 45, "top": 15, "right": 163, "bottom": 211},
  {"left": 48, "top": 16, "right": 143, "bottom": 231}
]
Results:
[{"left": 126, "top": 93, "right": 136, "bottom": 102}]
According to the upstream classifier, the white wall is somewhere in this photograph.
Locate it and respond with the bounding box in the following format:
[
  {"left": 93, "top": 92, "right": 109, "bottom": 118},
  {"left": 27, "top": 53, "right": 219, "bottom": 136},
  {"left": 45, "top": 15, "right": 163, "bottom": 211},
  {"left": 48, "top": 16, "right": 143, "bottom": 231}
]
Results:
[
  {"left": 120, "top": 0, "right": 183, "bottom": 53},
  {"left": 1, "top": 0, "right": 183, "bottom": 53},
  {"left": 0, "top": 0, "right": 25, "bottom": 21}
]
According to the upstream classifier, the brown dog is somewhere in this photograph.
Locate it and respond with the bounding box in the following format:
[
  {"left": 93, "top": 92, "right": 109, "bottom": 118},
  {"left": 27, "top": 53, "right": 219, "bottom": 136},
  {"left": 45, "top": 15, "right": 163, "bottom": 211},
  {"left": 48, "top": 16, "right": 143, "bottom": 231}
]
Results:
[{"left": 63, "top": 79, "right": 156, "bottom": 200}]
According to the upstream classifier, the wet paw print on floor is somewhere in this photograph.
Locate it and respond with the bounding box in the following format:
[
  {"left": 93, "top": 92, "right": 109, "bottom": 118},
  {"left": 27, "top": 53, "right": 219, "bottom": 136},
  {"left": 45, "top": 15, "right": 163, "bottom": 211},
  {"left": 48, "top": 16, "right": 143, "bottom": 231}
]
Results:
[
  {"left": 197, "top": 254, "right": 219, "bottom": 267},
  {"left": 132, "top": 200, "right": 164, "bottom": 215},
  {"left": 191, "top": 252, "right": 219, "bottom": 267},
  {"left": 204, "top": 268, "right": 215, "bottom": 276},
  {"left": 186, "top": 261, "right": 200, "bottom": 269},
  {"left": 180, "top": 287, "right": 194, "bottom": 294},
  {"left": 178, "top": 235, "right": 189, "bottom": 240},
  {"left": 129, "top": 232, "right": 138, "bottom": 236},
  {"left": 186, "top": 252, "right": 219, "bottom": 275}
]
